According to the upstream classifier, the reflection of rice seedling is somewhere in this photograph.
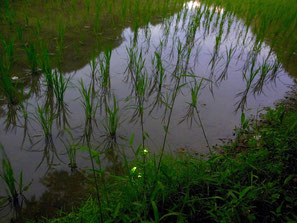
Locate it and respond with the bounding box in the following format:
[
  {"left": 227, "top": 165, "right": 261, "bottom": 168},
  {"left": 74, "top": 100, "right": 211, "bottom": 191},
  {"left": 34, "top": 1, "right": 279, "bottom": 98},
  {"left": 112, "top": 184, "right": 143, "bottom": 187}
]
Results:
[
  {"left": 61, "top": 129, "right": 78, "bottom": 171},
  {"left": 152, "top": 51, "right": 166, "bottom": 93},
  {"left": 0, "top": 145, "right": 31, "bottom": 221},
  {"left": 149, "top": 50, "right": 167, "bottom": 113},
  {"left": 103, "top": 95, "right": 120, "bottom": 142},
  {"left": 52, "top": 70, "right": 70, "bottom": 105},
  {"left": 3, "top": 104, "right": 20, "bottom": 133},
  {"left": 217, "top": 44, "right": 236, "bottom": 83},
  {"left": 236, "top": 59, "right": 262, "bottom": 111},
  {"left": 182, "top": 79, "right": 212, "bottom": 153}
]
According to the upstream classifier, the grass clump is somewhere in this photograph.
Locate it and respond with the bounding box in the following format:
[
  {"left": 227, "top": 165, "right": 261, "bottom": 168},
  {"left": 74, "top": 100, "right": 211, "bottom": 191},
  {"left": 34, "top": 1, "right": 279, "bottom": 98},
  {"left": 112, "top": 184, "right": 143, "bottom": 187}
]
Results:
[{"left": 45, "top": 106, "right": 297, "bottom": 222}]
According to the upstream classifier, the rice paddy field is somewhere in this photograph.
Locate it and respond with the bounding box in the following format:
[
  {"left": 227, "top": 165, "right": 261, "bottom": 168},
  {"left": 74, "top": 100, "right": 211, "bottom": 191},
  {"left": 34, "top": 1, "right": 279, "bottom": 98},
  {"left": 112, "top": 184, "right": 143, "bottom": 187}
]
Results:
[{"left": 0, "top": 0, "right": 297, "bottom": 222}]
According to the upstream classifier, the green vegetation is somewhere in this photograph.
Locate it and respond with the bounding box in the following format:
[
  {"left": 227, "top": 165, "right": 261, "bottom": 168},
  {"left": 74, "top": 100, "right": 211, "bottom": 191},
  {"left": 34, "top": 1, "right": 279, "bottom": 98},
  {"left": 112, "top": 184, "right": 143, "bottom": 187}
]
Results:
[{"left": 45, "top": 106, "right": 297, "bottom": 222}]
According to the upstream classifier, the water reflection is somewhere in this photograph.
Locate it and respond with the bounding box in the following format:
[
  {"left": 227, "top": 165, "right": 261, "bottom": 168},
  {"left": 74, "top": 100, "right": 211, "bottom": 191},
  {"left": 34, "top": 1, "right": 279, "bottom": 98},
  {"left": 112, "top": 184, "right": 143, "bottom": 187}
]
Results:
[{"left": 23, "top": 170, "right": 89, "bottom": 221}]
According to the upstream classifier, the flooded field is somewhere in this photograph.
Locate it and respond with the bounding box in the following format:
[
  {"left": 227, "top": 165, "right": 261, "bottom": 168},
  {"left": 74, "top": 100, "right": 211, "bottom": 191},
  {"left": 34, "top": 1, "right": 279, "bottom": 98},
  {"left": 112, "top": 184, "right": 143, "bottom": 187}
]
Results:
[{"left": 0, "top": 0, "right": 296, "bottom": 221}]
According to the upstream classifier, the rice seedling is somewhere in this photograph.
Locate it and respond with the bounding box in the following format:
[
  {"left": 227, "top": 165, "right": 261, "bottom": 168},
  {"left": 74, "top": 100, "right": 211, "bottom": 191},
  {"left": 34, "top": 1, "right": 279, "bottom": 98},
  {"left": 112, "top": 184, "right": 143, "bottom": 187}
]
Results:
[
  {"left": 79, "top": 80, "right": 98, "bottom": 121},
  {"left": 15, "top": 25, "right": 23, "bottom": 44},
  {"left": 93, "top": 0, "right": 103, "bottom": 34},
  {"left": 52, "top": 70, "right": 70, "bottom": 105},
  {"left": 122, "top": 0, "right": 128, "bottom": 21},
  {"left": 86, "top": 0, "right": 91, "bottom": 13},
  {"left": 89, "top": 51, "right": 98, "bottom": 78},
  {"left": 56, "top": 18, "right": 65, "bottom": 66},
  {"left": 24, "top": 43, "right": 39, "bottom": 75},
  {"left": 0, "top": 34, "right": 14, "bottom": 70},
  {"left": 71, "top": 0, "right": 77, "bottom": 12},
  {"left": 0, "top": 59, "right": 18, "bottom": 104},
  {"left": 99, "top": 49, "right": 112, "bottom": 89},
  {"left": 39, "top": 45, "right": 53, "bottom": 89},
  {"left": 33, "top": 104, "right": 55, "bottom": 140}
]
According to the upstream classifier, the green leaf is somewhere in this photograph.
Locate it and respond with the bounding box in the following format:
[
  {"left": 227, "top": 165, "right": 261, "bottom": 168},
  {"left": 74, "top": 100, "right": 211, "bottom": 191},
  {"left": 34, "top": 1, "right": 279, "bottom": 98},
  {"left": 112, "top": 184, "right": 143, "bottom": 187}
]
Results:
[
  {"left": 160, "top": 212, "right": 180, "bottom": 221},
  {"left": 284, "top": 175, "right": 295, "bottom": 185},
  {"left": 151, "top": 201, "right": 159, "bottom": 222},
  {"left": 241, "top": 112, "right": 245, "bottom": 125},
  {"left": 239, "top": 186, "right": 253, "bottom": 199},
  {"left": 129, "top": 133, "right": 135, "bottom": 146},
  {"left": 113, "top": 203, "right": 121, "bottom": 218},
  {"left": 272, "top": 193, "right": 280, "bottom": 199}
]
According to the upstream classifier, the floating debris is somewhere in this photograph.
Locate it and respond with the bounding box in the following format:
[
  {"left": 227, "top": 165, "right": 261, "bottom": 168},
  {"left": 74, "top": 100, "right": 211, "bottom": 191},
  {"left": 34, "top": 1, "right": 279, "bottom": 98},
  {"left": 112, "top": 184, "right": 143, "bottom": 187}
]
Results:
[{"left": 176, "top": 147, "right": 186, "bottom": 153}]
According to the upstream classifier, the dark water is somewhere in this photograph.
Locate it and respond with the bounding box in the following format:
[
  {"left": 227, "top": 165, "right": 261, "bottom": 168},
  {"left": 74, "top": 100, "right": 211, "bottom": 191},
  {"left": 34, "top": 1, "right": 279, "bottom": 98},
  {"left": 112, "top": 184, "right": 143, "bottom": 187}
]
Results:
[{"left": 0, "top": 0, "right": 296, "bottom": 221}]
